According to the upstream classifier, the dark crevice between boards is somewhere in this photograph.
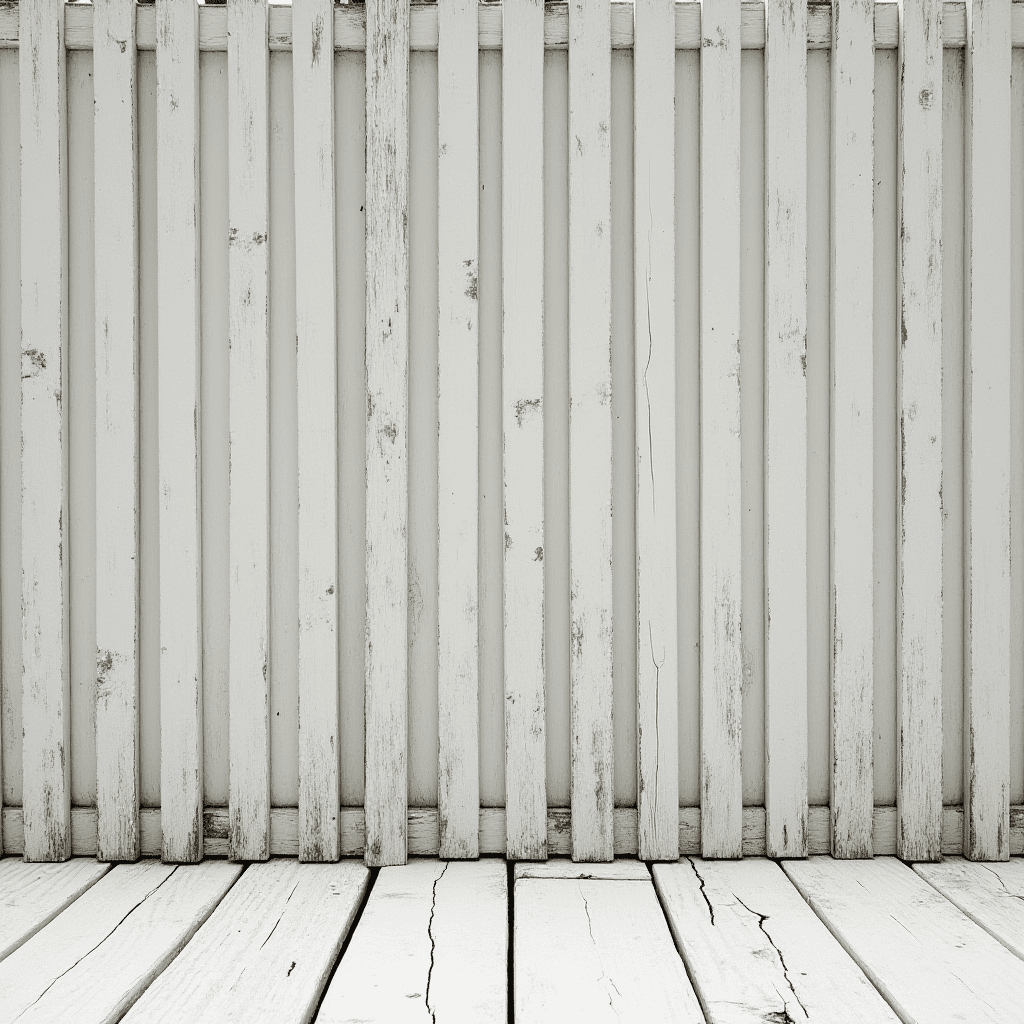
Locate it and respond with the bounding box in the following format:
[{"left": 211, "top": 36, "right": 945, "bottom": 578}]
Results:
[
  {"left": 506, "top": 859, "right": 515, "bottom": 1024},
  {"left": 310, "top": 865, "right": 379, "bottom": 1021}
]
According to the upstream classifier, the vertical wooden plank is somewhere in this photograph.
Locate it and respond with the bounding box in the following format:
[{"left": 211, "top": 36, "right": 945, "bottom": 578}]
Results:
[
  {"left": 227, "top": 0, "right": 271, "bottom": 863},
  {"left": 963, "top": 0, "right": 1011, "bottom": 862},
  {"left": 365, "top": 0, "right": 410, "bottom": 867},
  {"left": 699, "top": 0, "right": 743, "bottom": 860},
  {"left": 633, "top": 0, "right": 678, "bottom": 863},
  {"left": 156, "top": 0, "right": 203, "bottom": 864},
  {"left": 502, "top": 0, "right": 547, "bottom": 861},
  {"left": 294, "top": 0, "right": 340, "bottom": 863},
  {"left": 896, "top": 0, "right": 943, "bottom": 863},
  {"left": 830, "top": 0, "right": 875, "bottom": 859},
  {"left": 568, "top": 0, "right": 613, "bottom": 864},
  {"left": 764, "top": 0, "right": 808, "bottom": 859},
  {"left": 94, "top": 0, "right": 140, "bottom": 863},
  {"left": 20, "top": 0, "right": 70, "bottom": 863},
  {"left": 437, "top": 0, "right": 480, "bottom": 859}
]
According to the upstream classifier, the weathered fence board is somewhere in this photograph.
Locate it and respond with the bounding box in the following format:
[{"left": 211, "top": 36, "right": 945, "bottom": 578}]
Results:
[{"left": 294, "top": 0, "right": 340, "bottom": 864}]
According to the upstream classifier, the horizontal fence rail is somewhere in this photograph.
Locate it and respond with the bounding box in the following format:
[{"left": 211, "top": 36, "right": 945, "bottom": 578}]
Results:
[{"left": 0, "top": 0, "right": 1023, "bottom": 867}]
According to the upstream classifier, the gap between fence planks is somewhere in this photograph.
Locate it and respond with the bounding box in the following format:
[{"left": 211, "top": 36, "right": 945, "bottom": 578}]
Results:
[
  {"left": 502, "top": 0, "right": 547, "bottom": 862},
  {"left": 568, "top": 0, "right": 615, "bottom": 864},
  {"left": 634, "top": 0, "right": 680, "bottom": 864},
  {"left": 12, "top": 2, "right": 1020, "bottom": 53},
  {"left": 896, "top": 0, "right": 944, "bottom": 863},
  {"left": 829, "top": 0, "right": 875, "bottom": 859},
  {"left": 156, "top": 0, "right": 204, "bottom": 864},
  {"left": 437, "top": 0, "right": 481, "bottom": 860},
  {"left": 20, "top": 0, "right": 71, "bottom": 864},
  {"left": 364, "top": 0, "right": 411, "bottom": 867},
  {"left": 293, "top": 0, "right": 341, "bottom": 863},
  {"left": 699, "top": 0, "right": 743, "bottom": 862}
]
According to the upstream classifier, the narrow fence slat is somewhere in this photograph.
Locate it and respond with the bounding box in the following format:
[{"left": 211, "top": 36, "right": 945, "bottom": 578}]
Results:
[
  {"left": 437, "top": 0, "right": 481, "bottom": 859},
  {"left": 156, "top": 0, "right": 203, "bottom": 864},
  {"left": 764, "top": 0, "right": 808, "bottom": 859},
  {"left": 699, "top": 0, "right": 743, "bottom": 860},
  {"left": 502, "top": 0, "right": 547, "bottom": 861},
  {"left": 294, "top": 0, "right": 340, "bottom": 863},
  {"left": 829, "top": 0, "right": 875, "bottom": 859},
  {"left": 896, "top": 0, "right": 943, "bottom": 862},
  {"left": 227, "top": 0, "right": 271, "bottom": 863},
  {"left": 568, "top": 0, "right": 614, "bottom": 863},
  {"left": 20, "top": 0, "right": 70, "bottom": 863},
  {"left": 94, "top": 0, "right": 140, "bottom": 863},
  {"left": 365, "top": 0, "right": 410, "bottom": 867},
  {"left": 633, "top": 0, "right": 679, "bottom": 863},
  {"left": 963, "top": 0, "right": 1011, "bottom": 861}
]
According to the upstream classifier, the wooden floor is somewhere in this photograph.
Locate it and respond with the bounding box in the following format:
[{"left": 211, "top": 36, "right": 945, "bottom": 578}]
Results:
[{"left": 1, "top": 854, "right": 1022, "bottom": 1023}]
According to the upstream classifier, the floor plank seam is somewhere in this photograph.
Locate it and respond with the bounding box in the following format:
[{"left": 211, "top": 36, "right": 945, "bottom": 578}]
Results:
[{"left": 506, "top": 860, "right": 514, "bottom": 1024}]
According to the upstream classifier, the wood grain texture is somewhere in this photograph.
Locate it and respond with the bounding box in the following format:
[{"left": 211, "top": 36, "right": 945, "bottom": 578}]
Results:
[
  {"left": 122, "top": 860, "right": 368, "bottom": 1024},
  {"left": 156, "top": 0, "right": 204, "bottom": 864},
  {"left": 829, "top": 0, "right": 875, "bottom": 860},
  {"left": 633, "top": 0, "right": 678, "bottom": 864},
  {"left": 93, "top": 0, "right": 140, "bottom": 865},
  {"left": 437, "top": 0, "right": 480, "bottom": 860},
  {"left": 502, "top": 0, "right": 547, "bottom": 861},
  {"left": 0, "top": 861, "right": 240, "bottom": 1024},
  {"left": 0, "top": 859, "right": 109, "bottom": 964},
  {"left": 763, "top": 0, "right": 809, "bottom": 860},
  {"left": 227, "top": 0, "right": 271, "bottom": 863},
  {"left": 568, "top": 0, "right": 614, "bottom": 864},
  {"left": 915, "top": 858, "right": 1024, "bottom": 961},
  {"left": 785, "top": 857, "right": 1024, "bottom": 1023},
  {"left": 318, "top": 860, "right": 507, "bottom": 1023},
  {"left": 364, "top": 0, "right": 410, "bottom": 868},
  {"left": 653, "top": 859, "right": 902, "bottom": 1023},
  {"left": 962, "top": 0, "right": 1010, "bottom": 862},
  {"left": 294, "top": 0, "right": 340, "bottom": 864},
  {"left": 896, "top": 0, "right": 943, "bottom": 863},
  {"left": 514, "top": 858, "right": 650, "bottom": 881},
  {"left": 515, "top": 875, "right": 705, "bottom": 1022},
  {"left": 20, "top": 0, "right": 70, "bottom": 864},
  {"left": 699, "top": 0, "right": 743, "bottom": 861}
]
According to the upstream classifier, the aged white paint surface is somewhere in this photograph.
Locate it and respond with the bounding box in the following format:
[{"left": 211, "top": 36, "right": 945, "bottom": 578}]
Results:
[
  {"left": 699, "top": 0, "right": 743, "bottom": 861},
  {"left": 568, "top": 0, "right": 614, "bottom": 864},
  {"left": 437, "top": 0, "right": 480, "bottom": 860},
  {"left": 365, "top": 0, "right": 410, "bottom": 867},
  {"left": 654, "top": 859, "right": 902, "bottom": 1023},
  {"left": 633, "top": 0, "right": 679, "bottom": 864},
  {"left": 318, "top": 860, "right": 507, "bottom": 1023},
  {"left": 830, "top": 0, "right": 875, "bottom": 860},
  {"left": 0, "top": 861, "right": 239, "bottom": 1024},
  {"left": 20, "top": 0, "right": 70, "bottom": 864},
  {"left": 93, "top": 0, "right": 140, "bottom": 865},
  {"left": 785, "top": 857, "right": 1024, "bottom": 1022},
  {"left": 227, "top": 0, "right": 271, "bottom": 863},
  {"left": 294, "top": 0, "right": 340, "bottom": 863},
  {"left": 502, "top": 0, "right": 547, "bottom": 861},
  {"left": 896, "top": 0, "right": 943, "bottom": 863},
  {"left": 962, "top": 0, "right": 1010, "bottom": 862},
  {"left": 156, "top": 0, "right": 203, "bottom": 864}
]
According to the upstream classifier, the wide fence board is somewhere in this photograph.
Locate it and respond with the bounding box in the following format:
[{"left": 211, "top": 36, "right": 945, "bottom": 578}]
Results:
[
  {"left": 829, "top": 0, "right": 875, "bottom": 859},
  {"left": 896, "top": 0, "right": 944, "bottom": 863},
  {"left": 698, "top": 0, "right": 743, "bottom": 861},
  {"left": 156, "top": 0, "right": 204, "bottom": 864},
  {"left": 20, "top": 0, "right": 70, "bottom": 864},
  {"left": 763, "top": 0, "right": 808, "bottom": 859},
  {"left": 962, "top": 0, "right": 1011, "bottom": 862},
  {"left": 364, "top": 0, "right": 410, "bottom": 867},
  {"left": 437, "top": 0, "right": 481, "bottom": 860},
  {"left": 93, "top": 0, "right": 140, "bottom": 865},
  {"left": 502, "top": 0, "right": 547, "bottom": 862},
  {"left": 293, "top": 0, "right": 341, "bottom": 864}
]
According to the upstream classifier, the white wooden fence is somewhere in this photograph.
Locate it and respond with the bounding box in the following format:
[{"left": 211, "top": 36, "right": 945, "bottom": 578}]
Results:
[{"left": 0, "top": 0, "right": 1023, "bottom": 865}]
